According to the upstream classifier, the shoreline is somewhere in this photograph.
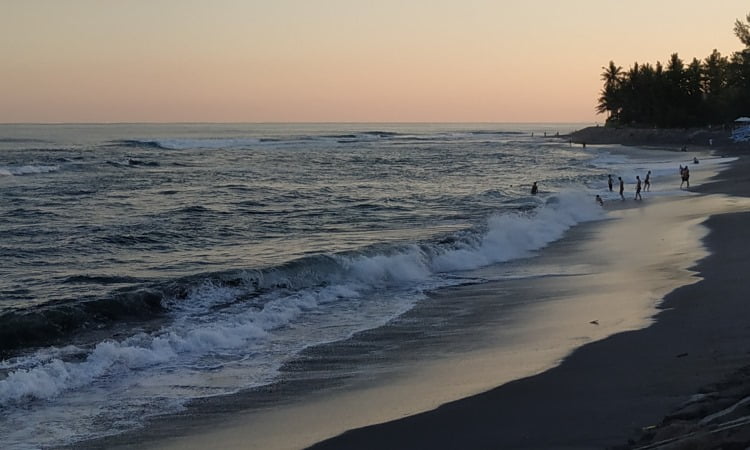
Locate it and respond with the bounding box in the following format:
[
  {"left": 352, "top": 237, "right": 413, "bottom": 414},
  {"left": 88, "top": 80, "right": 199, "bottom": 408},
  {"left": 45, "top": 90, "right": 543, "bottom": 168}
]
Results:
[
  {"left": 308, "top": 151, "right": 750, "bottom": 449},
  {"left": 67, "top": 138, "right": 750, "bottom": 450}
]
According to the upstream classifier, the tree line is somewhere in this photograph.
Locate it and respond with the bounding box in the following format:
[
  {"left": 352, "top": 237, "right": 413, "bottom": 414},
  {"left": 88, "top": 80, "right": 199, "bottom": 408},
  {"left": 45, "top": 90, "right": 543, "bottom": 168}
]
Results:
[{"left": 597, "top": 13, "right": 750, "bottom": 127}]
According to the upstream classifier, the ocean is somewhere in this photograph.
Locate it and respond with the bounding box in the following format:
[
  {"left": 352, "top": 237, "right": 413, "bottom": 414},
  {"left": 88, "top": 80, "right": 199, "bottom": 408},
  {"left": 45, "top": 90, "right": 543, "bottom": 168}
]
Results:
[{"left": 0, "top": 123, "right": 706, "bottom": 448}]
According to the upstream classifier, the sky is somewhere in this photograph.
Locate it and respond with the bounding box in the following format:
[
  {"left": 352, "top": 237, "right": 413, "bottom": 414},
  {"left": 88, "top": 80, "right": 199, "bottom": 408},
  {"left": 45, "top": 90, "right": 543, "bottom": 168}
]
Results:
[{"left": 1, "top": 1, "right": 748, "bottom": 123}]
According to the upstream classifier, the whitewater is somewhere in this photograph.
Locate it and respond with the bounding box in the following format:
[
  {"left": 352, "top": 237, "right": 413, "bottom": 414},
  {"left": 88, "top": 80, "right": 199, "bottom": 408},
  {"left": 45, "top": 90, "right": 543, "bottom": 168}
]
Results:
[{"left": 0, "top": 123, "right": 714, "bottom": 449}]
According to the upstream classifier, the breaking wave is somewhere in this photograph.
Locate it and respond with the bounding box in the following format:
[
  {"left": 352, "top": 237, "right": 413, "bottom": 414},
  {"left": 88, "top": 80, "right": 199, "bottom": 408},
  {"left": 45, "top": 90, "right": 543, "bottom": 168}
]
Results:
[{"left": 0, "top": 190, "right": 604, "bottom": 407}]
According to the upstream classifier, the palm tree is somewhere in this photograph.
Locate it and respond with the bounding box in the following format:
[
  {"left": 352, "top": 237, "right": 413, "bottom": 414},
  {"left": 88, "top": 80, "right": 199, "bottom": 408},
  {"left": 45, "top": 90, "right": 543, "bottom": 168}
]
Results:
[
  {"left": 735, "top": 13, "right": 750, "bottom": 48},
  {"left": 597, "top": 61, "right": 623, "bottom": 123}
]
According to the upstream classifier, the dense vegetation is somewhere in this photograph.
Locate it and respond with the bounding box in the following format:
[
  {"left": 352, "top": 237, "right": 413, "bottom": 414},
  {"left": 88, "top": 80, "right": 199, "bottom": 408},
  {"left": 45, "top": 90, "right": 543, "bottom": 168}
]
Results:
[{"left": 597, "top": 13, "right": 750, "bottom": 127}]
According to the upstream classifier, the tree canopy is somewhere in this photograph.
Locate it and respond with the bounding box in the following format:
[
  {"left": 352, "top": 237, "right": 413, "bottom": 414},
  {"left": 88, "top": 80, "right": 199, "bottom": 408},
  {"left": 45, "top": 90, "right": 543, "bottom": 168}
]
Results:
[{"left": 597, "top": 12, "right": 750, "bottom": 127}]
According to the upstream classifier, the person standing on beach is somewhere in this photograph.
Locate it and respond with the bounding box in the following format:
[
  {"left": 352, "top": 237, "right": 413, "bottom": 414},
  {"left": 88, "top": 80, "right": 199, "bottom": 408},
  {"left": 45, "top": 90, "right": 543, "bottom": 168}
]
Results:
[
  {"left": 635, "top": 176, "right": 642, "bottom": 200},
  {"left": 618, "top": 176, "right": 624, "bottom": 200},
  {"left": 644, "top": 171, "right": 651, "bottom": 192},
  {"left": 681, "top": 166, "right": 690, "bottom": 188},
  {"left": 608, "top": 175, "right": 613, "bottom": 192},
  {"left": 531, "top": 182, "right": 538, "bottom": 195}
]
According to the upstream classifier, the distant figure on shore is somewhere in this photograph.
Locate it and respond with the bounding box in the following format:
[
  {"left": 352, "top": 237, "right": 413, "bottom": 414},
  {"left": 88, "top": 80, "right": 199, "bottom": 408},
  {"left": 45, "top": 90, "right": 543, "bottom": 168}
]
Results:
[
  {"left": 680, "top": 165, "right": 690, "bottom": 188},
  {"left": 618, "top": 177, "right": 624, "bottom": 200},
  {"left": 681, "top": 146, "right": 687, "bottom": 152},
  {"left": 595, "top": 195, "right": 604, "bottom": 206},
  {"left": 531, "top": 182, "right": 538, "bottom": 195},
  {"left": 644, "top": 171, "right": 651, "bottom": 191},
  {"left": 694, "top": 157, "right": 699, "bottom": 164},
  {"left": 608, "top": 174, "right": 613, "bottom": 192},
  {"left": 635, "top": 176, "right": 643, "bottom": 200}
]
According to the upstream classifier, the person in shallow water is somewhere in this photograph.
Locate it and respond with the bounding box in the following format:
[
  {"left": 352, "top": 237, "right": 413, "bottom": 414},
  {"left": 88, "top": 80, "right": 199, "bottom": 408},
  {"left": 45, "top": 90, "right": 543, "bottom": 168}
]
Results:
[
  {"left": 531, "top": 182, "right": 538, "bottom": 195},
  {"left": 618, "top": 176, "right": 625, "bottom": 200},
  {"left": 608, "top": 174, "right": 613, "bottom": 192},
  {"left": 596, "top": 195, "right": 604, "bottom": 206},
  {"left": 644, "top": 171, "right": 651, "bottom": 192}
]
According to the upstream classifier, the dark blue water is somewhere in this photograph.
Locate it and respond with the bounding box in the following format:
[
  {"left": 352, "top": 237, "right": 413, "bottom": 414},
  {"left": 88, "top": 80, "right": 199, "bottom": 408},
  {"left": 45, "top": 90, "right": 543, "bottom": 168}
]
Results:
[{"left": 1, "top": 123, "right": 613, "bottom": 448}]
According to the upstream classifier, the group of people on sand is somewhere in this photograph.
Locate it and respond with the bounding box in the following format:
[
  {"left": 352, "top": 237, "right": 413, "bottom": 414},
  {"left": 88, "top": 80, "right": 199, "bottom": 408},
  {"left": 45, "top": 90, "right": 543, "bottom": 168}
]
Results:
[
  {"left": 600, "top": 171, "right": 651, "bottom": 204},
  {"left": 598, "top": 160, "right": 694, "bottom": 205},
  {"left": 532, "top": 160, "right": 695, "bottom": 206}
]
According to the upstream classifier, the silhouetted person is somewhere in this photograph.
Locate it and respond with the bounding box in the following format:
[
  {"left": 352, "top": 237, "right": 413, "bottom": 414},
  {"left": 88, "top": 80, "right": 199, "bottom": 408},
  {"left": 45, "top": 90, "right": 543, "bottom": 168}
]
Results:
[
  {"left": 618, "top": 177, "right": 624, "bottom": 200},
  {"left": 644, "top": 170, "right": 651, "bottom": 191},
  {"left": 595, "top": 195, "right": 604, "bottom": 206},
  {"left": 531, "top": 182, "right": 538, "bottom": 195},
  {"left": 635, "top": 176, "right": 643, "bottom": 200},
  {"left": 680, "top": 166, "right": 690, "bottom": 188},
  {"left": 608, "top": 174, "right": 613, "bottom": 192}
]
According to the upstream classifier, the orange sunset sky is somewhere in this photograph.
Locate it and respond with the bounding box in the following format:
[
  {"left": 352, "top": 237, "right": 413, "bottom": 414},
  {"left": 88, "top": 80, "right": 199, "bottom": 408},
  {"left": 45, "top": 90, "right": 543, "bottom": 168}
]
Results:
[{"left": 1, "top": 1, "right": 748, "bottom": 123}]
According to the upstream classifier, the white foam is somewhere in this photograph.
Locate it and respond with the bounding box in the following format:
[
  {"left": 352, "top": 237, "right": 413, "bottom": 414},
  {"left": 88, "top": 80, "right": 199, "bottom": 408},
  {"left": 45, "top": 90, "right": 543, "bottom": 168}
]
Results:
[
  {"left": 431, "top": 191, "right": 604, "bottom": 272},
  {"left": 149, "top": 138, "right": 260, "bottom": 150},
  {"left": 0, "top": 165, "right": 59, "bottom": 176},
  {"left": 341, "top": 247, "right": 432, "bottom": 285}
]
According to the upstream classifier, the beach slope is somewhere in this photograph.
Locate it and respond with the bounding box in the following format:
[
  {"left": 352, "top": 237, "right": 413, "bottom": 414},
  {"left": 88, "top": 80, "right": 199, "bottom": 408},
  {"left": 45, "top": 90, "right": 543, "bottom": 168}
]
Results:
[{"left": 310, "top": 158, "right": 750, "bottom": 450}]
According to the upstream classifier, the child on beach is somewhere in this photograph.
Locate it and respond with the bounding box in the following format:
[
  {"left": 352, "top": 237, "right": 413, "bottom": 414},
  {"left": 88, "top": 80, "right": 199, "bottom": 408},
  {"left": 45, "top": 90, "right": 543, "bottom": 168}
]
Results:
[{"left": 595, "top": 195, "right": 604, "bottom": 206}]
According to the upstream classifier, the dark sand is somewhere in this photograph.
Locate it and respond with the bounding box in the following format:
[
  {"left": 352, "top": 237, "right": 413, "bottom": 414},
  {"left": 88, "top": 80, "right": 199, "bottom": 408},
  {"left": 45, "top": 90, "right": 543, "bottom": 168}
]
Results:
[{"left": 310, "top": 140, "right": 750, "bottom": 450}]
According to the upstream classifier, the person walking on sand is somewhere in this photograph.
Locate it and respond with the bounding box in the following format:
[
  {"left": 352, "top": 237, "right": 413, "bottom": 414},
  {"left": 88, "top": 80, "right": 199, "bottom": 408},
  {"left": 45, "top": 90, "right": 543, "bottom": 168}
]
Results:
[
  {"left": 635, "top": 176, "right": 643, "bottom": 200},
  {"left": 680, "top": 166, "right": 690, "bottom": 188},
  {"left": 608, "top": 174, "right": 613, "bottom": 192},
  {"left": 618, "top": 176, "right": 624, "bottom": 200},
  {"left": 531, "top": 182, "right": 538, "bottom": 195},
  {"left": 644, "top": 171, "right": 651, "bottom": 192}
]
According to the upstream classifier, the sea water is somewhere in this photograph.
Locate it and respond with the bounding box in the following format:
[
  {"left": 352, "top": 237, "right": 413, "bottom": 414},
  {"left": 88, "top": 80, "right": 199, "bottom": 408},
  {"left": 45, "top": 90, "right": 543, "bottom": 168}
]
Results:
[{"left": 0, "top": 123, "right": 718, "bottom": 448}]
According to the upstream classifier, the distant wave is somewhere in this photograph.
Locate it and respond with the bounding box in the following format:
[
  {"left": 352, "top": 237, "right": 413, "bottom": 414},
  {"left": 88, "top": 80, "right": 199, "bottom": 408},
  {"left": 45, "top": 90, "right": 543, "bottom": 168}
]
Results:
[
  {"left": 469, "top": 130, "right": 525, "bottom": 135},
  {"left": 105, "top": 158, "right": 160, "bottom": 168},
  {"left": 0, "top": 165, "right": 59, "bottom": 176},
  {"left": 0, "top": 138, "right": 50, "bottom": 144},
  {"left": 111, "top": 138, "right": 262, "bottom": 150},
  {"left": 108, "top": 131, "right": 451, "bottom": 150}
]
